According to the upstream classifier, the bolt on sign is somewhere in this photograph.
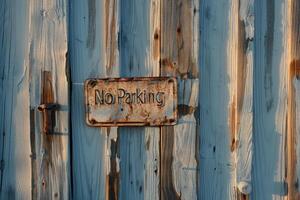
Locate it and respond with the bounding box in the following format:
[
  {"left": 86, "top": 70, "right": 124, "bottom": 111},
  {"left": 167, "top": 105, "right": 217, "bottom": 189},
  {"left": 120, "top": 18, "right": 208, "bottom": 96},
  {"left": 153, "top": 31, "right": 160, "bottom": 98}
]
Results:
[{"left": 84, "top": 77, "right": 178, "bottom": 126}]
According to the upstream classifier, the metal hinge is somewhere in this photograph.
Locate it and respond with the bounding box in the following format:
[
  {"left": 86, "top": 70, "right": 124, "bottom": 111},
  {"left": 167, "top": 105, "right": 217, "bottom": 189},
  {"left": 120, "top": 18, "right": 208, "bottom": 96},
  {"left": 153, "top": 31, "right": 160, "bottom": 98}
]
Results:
[{"left": 38, "top": 103, "right": 60, "bottom": 134}]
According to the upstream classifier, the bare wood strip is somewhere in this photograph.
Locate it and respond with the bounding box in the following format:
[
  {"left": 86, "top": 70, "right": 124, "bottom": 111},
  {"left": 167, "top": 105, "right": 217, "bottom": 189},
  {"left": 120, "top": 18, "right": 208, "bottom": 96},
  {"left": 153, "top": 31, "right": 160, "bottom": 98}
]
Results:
[
  {"left": 160, "top": 0, "right": 199, "bottom": 199},
  {"left": 28, "top": 0, "right": 70, "bottom": 198},
  {"left": 228, "top": 0, "right": 254, "bottom": 198},
  {"left": 287, "top": 60, "right": 298, "bottom": 199},
  {"left": 103, "top": 1, "right": 120, "bottom": 199},
  {"left": 145, "top": 2, "right": 161, "bottom": 198},
  {"left": 287, "top": 0, "right": 300, "bottom": 198},
  {"left": 293, "top": 75, "right": 300, "bottom": 199}
]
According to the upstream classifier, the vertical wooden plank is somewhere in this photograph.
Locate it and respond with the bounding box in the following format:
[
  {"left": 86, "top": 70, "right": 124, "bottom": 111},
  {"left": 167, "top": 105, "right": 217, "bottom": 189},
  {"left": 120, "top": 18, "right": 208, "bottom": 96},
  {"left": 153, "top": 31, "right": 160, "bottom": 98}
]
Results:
[
  {"left": 160, "top": 0, "right": 199, "bottom": 199},
  {"left": 252, "top": 0, "right": 288, "bottom": 199},
  {"left": 287, "top": 0, "right": 300, "bottom": 198},
  {"left": 103, "top": 1, "right": 120, "bottom": 199},
  {"left": 0, "top": 1, "right": 31, "bottom": 199},
  {"left": 27, "top": 0, "right": 70, "bottom": 199},
  {"left": 118, "top": 0, "right": 160, "bottom": 199},
  {"left": 69, "top": 0, "right": 110, "bottom": 199},
  {"left": 198, "top": 0, "right": 236, "bottom": 199},
  {"left": 228, "top": 0, "right": 254, "bottom": 198},
  {"left": 294, "top": 77, "right": 300, "bottom": 199}
]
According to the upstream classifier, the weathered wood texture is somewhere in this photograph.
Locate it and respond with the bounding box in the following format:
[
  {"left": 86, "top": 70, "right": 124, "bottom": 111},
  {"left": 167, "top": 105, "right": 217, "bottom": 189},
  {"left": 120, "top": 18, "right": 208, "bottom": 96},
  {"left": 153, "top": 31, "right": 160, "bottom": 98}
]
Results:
[
  {"left": 69, "top": 0, "right": 111, "bottom": 199},
  {"left": 3, "top": 0, "right": 300, "bottom": 199},
  {"left": 252, "top": 0, "right": 289, "bottom": 199},
  {"left": 118, "top": 0, "right": 160, "bottom": 199},
  {"left": 28, "top": 0, "right": 70, "bottom": 199},
  {"left": 69, "top": 0, "right": 160, "bottom": 199},
  {"left": 1, "top": 0, "right": 70, "bottom": 199},
  {"left": 287, "top": 0, "right": 300, "bottom": 199},
  {"left": 228, "top": 0, "right": 254, "bottom": 198},
  {"left": 294, "top": 75, "right": 300, "bottom": 200},
  {"left": 0, "top": 1, "right": 31, "bottom": 199},
  {"left": 160, "top": 0, "right": 199, "bottom": 199},
  {"left": 199, "top": 0, "right": 235, "bottom": 199}
]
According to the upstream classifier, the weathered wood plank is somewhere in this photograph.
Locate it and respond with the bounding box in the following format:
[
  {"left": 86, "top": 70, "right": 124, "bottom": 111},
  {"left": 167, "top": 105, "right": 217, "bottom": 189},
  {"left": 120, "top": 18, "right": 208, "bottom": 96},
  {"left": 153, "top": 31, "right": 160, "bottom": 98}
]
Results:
[
  {"left": 0, "top": 1, "right": 31, "bottom": 199},
  {"left": 252, "top": 0, "right": 288, "bottom": 199},
  {"left": 228, "top": 0, "right": 254, "bottom": 198},
  {"left": 287, "top": 0, "right": 300, "bottom": 198},
  {"left": 198, "top": 0, "right": 236, "bottom": 199},
  {"left": 294, "top": 78, "right": 300, "bottom": 199},
  {"left": 103, "top": 1, "right": 120, "bottom": 200},
  {"left": 144, "top": 2, "right": 161, "bottom": 195},
  {"left": 160, "top": 0, "right": 199, "bottom": 199},
  {"left": 69, "top": 0, "right": 110, "bottom": 199},
  {"left": 27, "top": 0, "right": 70, "bottom": 199},
  {"left": 118, "top": 0, "right": 160, "bottom": 199}
]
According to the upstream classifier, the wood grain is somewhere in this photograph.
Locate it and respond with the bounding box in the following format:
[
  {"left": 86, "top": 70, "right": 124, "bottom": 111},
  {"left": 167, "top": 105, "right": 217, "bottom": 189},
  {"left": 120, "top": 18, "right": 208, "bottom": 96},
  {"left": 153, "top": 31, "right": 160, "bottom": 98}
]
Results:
[
  {"left": 160, "top": 0, "right": 199, "bottom": 199},
  {"left": 294, "top": 77, "right": 300, "bottom": 200},
  {"left": 70, "top": 0, "right": 161, "bottom": 199},
  {"left": 27, "top": 0, "right": 70, "bottom": 198},
  {"left": 69, "top": 0, "right": 109, "bottom": 199},
  {"left": 287, "top": 0, "right": 300, "bottom": 198},
  {"left": 118, "top": 0, "right": 160, "bottom": 199},
  {"left": 103, "top": 1, "right": 120, "bottom": 199},
  {"left": 3, "top": 0, "right": 300, "bottom": 199},
  {"left": 0, "top": 1, "right": 31, "bottom": 199},
  {"left": 228, "top": 0, "right": 254, "bottom": 198},
  {"left": 252, "top": 0, "right": 288, "bottom": 199},
  {"left": 198, "top": 0, "right": 235, "bottom": 199}
]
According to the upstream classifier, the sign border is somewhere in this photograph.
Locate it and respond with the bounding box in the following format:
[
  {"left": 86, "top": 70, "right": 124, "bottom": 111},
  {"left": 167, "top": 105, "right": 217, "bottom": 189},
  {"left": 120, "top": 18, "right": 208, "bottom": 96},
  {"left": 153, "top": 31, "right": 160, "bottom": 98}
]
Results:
[{"left": 84, "top": 77, "right": 178, "bottom": 127}]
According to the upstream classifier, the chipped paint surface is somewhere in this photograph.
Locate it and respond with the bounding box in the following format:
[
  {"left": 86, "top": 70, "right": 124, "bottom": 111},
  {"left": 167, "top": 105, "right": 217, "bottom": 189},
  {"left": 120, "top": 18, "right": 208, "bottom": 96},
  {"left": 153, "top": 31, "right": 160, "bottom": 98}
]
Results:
[
  {"left": 85, "top": 77, "right": 177, "bottom": 126},
  {"left": 3, "top": 0, "right": 300, "bottom": 199}
]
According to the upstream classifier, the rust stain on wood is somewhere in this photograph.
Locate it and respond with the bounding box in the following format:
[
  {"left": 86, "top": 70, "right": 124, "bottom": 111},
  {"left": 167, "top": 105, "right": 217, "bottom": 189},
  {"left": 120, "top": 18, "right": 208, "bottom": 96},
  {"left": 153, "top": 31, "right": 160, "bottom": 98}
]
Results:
[
  {"left": 290, "top": 60, "right": 300, "bottom": 77},
  {"left": 153, "top": 28, "right": 160, "bottom": 60},
  {"left": 160, "top": 0, "right": 198, "bottom": 78},
  {"left": 236, "top": 190, "right": 249, "bottom": 200},
  {"left": 287, "top": 59, "right": 300, "bottom": 199},
  {"left": 160, "top": 58, "right": 178, "bottom": 77},
  {"left": 39, "top": 72, "right": 57, "bottom": 134},
  {"left": 287, "top": 0, "right": 300, "bottom": 198},
  {"left": 229, "top": 100, "right": 236, "bottom": 152},
  {"left": 40, "top": 71, "right": 55, "bottom": 198},
  {"left": 39, "top": 71, "right": 65, "bottom": 199}
]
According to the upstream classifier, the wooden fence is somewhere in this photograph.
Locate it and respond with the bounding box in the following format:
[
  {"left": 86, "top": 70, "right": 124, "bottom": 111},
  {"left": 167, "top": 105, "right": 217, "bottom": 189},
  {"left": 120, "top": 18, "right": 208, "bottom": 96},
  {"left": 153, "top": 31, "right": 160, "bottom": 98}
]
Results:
[{"left": 1, "top": 0, "right": 300, "bottom": 199}]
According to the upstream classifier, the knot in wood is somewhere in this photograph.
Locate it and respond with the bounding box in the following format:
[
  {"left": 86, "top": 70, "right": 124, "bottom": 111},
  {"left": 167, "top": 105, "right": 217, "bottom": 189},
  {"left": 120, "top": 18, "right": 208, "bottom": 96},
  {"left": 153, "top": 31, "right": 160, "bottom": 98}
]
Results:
[{"left": 237, "top": 181, "right": 252, "bottom": 194}]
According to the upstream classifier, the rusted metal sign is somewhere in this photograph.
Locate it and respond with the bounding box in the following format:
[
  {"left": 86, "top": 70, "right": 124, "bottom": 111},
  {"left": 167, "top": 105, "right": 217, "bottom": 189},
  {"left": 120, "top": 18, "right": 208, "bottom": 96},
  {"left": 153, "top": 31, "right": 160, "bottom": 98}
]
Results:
[{"left": 85, "top": 77, "right": 177, "bottom": 126}]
